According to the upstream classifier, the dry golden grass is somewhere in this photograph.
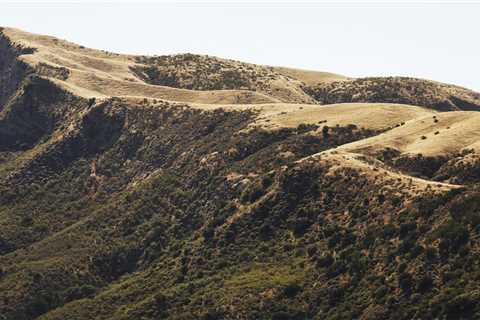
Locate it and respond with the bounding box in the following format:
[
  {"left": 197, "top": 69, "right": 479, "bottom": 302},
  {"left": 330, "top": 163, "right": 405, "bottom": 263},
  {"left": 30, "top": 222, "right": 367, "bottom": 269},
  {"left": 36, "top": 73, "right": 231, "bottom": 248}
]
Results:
[
  {"left": 4, "top": 28, "right": 351, "bottom": 105},
  {"left": 272, "top": 66, "right": 350, "bottom": 85},
  {"left": 188, "top": 102, "right": 434, "bottom": 132},
  {"left": 132, "top": 54, "right": 318, "bottom": 103},
  {"left": 303, "top": 150, "right": 460, "bottom": 194},
  {"left": 50, "top": 70, "right": 278, "bottom": 104},
  {"left": 340, "top": 111, "right": 480, "bottom": 156},
  {"left": 3, "top": 27, "right": 136, "bottom": 78},
  {"left": 2, "top": 28, "right": 279, "bottom": 104},
  {"left": 250, "top": 102, "right": 435, "bottom": 131}
]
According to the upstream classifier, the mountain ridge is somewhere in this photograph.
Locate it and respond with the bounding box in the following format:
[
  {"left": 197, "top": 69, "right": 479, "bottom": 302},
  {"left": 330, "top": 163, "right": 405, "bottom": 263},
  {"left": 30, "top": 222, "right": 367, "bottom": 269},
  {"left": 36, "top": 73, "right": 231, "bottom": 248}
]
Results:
[{"left": 1, "top": 27, "right": 480, "bottom": 320}]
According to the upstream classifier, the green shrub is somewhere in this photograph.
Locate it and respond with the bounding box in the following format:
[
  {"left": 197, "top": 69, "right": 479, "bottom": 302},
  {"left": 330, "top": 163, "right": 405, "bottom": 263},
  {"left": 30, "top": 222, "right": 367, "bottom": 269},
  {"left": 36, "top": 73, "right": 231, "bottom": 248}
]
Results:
[
  {"left": 374, "top": 285, "right": 389, "bottom": 301},
  {"left": 63, "top": 285, "right": 96, "bottom": 303},
  {"left": 437, "top": 220, "right": 469, "bottom": 254},
  {"left": 240, "top": 183, "right": 265, "bottom": 204}
]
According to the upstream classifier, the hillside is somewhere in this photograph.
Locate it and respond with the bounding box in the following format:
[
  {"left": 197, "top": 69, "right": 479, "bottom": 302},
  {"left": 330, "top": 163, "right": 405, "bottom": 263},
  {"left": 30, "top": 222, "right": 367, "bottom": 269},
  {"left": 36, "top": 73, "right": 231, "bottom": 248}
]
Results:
[
  {"left": 132, "top": 54, "right": 317, "bottom": 103},
  {"left": 306, "top": 77, "right": 480, "bottom": 111},
  {"left": 1, "top": 27, "right": 480, "bottom": 320}
]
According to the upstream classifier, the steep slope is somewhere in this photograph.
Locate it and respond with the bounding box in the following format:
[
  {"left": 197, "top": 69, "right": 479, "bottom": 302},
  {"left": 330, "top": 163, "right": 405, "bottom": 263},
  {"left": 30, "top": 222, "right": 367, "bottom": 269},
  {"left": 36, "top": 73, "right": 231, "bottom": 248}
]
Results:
[
  {"left": 0, "top": 29, "right": 32, "bottom": 109},
  {"left": 2, "top": 27, "right": 480, "bottom": 320}
]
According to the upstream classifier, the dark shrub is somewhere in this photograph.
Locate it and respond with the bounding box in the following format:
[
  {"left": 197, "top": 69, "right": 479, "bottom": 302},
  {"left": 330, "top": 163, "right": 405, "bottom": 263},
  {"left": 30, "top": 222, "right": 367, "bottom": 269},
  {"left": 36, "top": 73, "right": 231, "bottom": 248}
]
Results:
[
  {"left": 399, "top": 222, "right": 417, "bottom": 238},
  {"left": 438, "top": 220, "right": 469, "bottom": 254},
  {"left": 398, "top": 272, "right": 413, "bottom": 293},
  {"left": 283, "top": 283, "right": 302, "bottom": 298},
  {"left": 416, "top": 275, "right": 434, "bottom": 293},
  {"left": 290, "top": 217, "right": 312, "bottom": 237},
  {"left": 272, "top": 311, "right": 293, "bottom": 320},
  {"left": 316, "top": 253, "right": 334, "bottom": 268},
  {"left": 63, "top": 284, "right": 96, "bottom": 303},
  {"left": 374, "top": 285, "right": 389, "bottom": 301},
  {"left": 202, "top": 226, "right": 215, "bottom": 240}
]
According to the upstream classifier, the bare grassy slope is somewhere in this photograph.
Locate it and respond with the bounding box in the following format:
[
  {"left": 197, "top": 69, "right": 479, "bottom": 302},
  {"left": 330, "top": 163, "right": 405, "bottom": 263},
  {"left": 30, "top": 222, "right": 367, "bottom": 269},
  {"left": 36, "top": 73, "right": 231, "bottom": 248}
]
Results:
[
  {"left": 272, "top": 66, "right": 349, "bottom": 85},
  {"left": 247, "top": 102, "right": 435, "bottom": 131},
  {"left": 2, "top": 27, "right": 341, "bottom": 105},
  {"left": 177, "top": 102, "right": 436, "bottom": 134},
  {"left": 1, "top": 28, "right": 278, "bottom": 104},
  {"left": 341, "top": 112, "right": 480, "bottom": 156}
]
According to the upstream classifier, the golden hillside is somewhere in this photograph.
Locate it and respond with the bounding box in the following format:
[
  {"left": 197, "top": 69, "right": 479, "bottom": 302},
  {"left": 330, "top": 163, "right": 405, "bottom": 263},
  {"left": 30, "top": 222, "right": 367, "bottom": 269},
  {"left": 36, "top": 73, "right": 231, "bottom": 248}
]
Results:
[{"left": 2, "top": 27, "right": 480, "bottom": 320}]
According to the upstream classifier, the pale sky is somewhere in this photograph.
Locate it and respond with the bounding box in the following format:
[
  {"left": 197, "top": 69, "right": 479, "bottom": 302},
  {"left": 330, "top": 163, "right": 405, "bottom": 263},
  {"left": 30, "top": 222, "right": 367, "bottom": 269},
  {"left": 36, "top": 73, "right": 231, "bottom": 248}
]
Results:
[{"left": 1, "top": 1, "right": 479, "bottom": 91}]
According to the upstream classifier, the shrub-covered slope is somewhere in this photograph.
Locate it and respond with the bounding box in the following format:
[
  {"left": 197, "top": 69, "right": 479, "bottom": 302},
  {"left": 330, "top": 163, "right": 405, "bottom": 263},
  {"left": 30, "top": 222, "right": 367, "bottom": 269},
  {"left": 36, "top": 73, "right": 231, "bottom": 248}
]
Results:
[
  {"left": 306, "top": 77, "right": 480, "bottom": 111},
  {"left": 131, "top": 54, "right": 317, "bottom": 104},
  {"left": 1, "top": 78, "right": 480, "bottom": 320}
]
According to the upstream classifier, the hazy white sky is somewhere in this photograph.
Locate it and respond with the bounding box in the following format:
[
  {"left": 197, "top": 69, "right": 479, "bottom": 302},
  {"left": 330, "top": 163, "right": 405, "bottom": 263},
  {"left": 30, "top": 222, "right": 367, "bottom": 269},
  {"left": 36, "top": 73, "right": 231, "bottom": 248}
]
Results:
[{"left": 1, "top": 1, "right": 479, "bottom": 91}]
